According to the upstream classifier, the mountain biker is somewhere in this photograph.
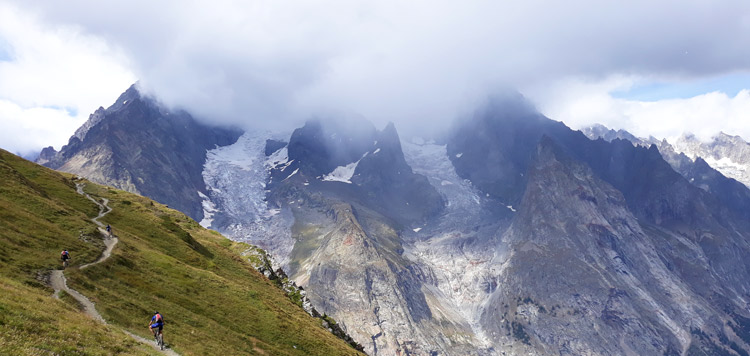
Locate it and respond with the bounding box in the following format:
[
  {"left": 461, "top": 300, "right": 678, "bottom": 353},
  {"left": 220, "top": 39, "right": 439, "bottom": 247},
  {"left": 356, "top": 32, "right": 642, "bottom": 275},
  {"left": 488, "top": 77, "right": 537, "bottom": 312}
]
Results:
[
  {"left": 60, "top": 249, "right": 71, "bottom": 269},
  {"left": 105, "top": 224, "right": 112, "bottom": 237},
  {"left": 149, "top": 311, "right": 164, "bottom": 341}
]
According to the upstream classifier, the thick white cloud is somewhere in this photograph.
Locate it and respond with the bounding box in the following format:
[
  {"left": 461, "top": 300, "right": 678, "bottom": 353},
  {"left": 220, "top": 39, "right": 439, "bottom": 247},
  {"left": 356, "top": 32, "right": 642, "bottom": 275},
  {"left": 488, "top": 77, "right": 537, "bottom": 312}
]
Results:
[
  {"left": 0, "top": 2, "right": 135, "bottom": 155},
  {"left": 1, "top": 0, "right": 750, "bottom": 153},
  {"left": 0, "top": 99, "right": 84, "bottom": 155},
  {"left": 530, "top": 76, "right": 750, "bottom": 141}
]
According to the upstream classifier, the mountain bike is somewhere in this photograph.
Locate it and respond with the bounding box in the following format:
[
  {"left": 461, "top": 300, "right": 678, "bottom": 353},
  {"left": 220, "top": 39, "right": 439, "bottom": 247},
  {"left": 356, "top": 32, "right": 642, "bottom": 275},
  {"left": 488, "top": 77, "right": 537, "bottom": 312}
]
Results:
[
  {"left": 153, "top": 330, "right": 164, "bottom": 350},
  {"left": 62, "top": 259, "right": 69, "bottom": 269}
]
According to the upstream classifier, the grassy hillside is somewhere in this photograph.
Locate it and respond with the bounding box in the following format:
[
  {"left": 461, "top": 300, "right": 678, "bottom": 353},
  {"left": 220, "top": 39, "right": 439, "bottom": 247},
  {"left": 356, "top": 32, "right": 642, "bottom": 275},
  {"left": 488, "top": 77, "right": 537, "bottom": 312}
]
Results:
[{"left": 0, "top": 149, "right": 364, "bottom": 355}]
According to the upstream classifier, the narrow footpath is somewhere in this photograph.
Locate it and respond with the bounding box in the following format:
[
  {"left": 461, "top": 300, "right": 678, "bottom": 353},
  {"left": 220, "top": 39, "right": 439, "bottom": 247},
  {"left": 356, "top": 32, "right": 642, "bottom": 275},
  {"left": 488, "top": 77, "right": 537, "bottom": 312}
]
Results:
[{"left": 49, "top": 181, "right": 179, "bottom": 355}]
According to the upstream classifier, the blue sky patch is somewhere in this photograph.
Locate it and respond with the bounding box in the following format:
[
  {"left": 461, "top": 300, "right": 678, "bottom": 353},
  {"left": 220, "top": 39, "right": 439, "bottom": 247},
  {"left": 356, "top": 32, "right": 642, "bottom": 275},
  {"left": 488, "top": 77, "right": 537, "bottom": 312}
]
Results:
[
  {"left": 0, "top": 36, "right": 12, "bottom": 62},
  {"left": 43, "top": 105, "right": 79, "bottom": 117},
  {"left": 612, "top": 72, "right": 750, "bottom": 101}
]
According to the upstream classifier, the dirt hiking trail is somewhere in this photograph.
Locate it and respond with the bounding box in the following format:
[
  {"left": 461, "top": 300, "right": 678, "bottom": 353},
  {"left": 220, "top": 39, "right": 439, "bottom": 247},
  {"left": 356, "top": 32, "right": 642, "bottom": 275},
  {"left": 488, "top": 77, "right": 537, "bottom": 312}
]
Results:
[{"left": 48, "top": 181, "right": 179, "bottom": 355}]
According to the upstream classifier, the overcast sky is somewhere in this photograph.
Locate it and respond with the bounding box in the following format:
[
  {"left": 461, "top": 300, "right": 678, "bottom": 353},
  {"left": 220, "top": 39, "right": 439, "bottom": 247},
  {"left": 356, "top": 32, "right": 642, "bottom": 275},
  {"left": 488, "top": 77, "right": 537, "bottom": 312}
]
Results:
[{"left": 1, "top": 0, "right": 749, "bottom": 155}]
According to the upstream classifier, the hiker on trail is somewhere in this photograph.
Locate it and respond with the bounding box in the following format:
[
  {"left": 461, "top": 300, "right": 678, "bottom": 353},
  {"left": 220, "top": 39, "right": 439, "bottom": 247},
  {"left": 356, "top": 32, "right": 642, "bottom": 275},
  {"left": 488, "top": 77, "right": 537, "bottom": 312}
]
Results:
[
  {"left": 60, "top": 249, "right": 71, "bottom": 269},
  {"left": 105, "top": 224, "right": 112, "bottom": 237},
  {"left": 149, "top": 311, "right": 165, "bottom": 340}
]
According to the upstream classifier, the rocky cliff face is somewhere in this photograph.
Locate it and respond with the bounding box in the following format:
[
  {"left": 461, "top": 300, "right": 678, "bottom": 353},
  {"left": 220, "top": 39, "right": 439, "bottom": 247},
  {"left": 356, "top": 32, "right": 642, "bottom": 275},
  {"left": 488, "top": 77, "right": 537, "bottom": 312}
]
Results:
[
  {"left": 437, "top": 98, "right": 750, "bottom": 355},
  {"left": 477, "top": 137, "right": 750, "bottom": 355},
  {"left": 37, "top": 85, "right": 242, "bottom": 220}
]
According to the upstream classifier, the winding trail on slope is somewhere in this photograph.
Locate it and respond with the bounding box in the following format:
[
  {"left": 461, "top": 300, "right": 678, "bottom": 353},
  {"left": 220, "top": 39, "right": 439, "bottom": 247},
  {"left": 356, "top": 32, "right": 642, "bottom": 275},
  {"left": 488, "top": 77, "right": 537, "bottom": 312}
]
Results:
[
  {"left": 76, "top": 182, "right": 117, "bottom": 269},
  {"left": 48, "top": 181, "right": 179, "bottom": 356}
]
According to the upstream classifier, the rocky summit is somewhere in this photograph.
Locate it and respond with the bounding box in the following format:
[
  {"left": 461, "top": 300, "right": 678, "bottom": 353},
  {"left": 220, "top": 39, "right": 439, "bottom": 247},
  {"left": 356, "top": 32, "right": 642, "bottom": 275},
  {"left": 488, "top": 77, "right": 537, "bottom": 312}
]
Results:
[
  {"left": 37, "top": 84, "right": 242, "bottom": 221},
  {"left": 39, "top": 87, "right": 750, "bottom": 355}
]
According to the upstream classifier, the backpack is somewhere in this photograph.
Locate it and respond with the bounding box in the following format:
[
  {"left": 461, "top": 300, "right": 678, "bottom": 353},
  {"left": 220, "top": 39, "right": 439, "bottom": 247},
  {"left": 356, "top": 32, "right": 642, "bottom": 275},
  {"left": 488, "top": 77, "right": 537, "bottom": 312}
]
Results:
[
  {"left": 61, "top": 250, "right": 69, "bottom": 258},
  {"left": 155, "top": 313, "right": 163, "bottom": 323}
]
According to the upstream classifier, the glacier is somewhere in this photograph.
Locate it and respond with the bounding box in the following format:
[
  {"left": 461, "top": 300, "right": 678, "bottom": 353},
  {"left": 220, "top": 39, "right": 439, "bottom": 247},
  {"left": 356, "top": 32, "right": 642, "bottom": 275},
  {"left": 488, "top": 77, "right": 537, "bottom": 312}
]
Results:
[{"left": 201, "top": 131, "right": 296, "bottom": 268}]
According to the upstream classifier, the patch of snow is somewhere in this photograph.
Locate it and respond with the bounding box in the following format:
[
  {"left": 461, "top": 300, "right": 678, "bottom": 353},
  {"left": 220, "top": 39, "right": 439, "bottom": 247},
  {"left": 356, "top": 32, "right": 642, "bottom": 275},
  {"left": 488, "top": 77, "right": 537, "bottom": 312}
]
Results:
[
  {"left": 205, "top": 136, "right": 259, "bottom": 171},
  {"left": 705, "top": 156, "right": 743, "bottom": 168},
  {"left": 440, "top": 180, "right": 453, "bottom": 186},
  {"left": 282, "top": 161, "right": 294, "bottom": 171},
  {"left": 283, "top": 168, "right": 299, "bottom": 181},
  {"left": 413, "top": 227, "right": 422, "bottom": 233},
  {"left": 322, "top": 152, "right": 368, "bottom": 184},
  {"left": 669, "top": 133, "right": 750, "bottom": 188},
  {"left": 455, "top": 153, "right": 463, "bottom": 158},
  {"left": 198, "top": 191, "right": 218, "bottom": 228},
  {"left": 322, "top": 162, "right": 359, "bottom": 184},
  {"left": 268, "top": 147, "right": 288, "bottom": 167},
  {"left": 123, "top": 100, "right": 128, "bottom": 104},
  {"left": 507, "top": 205, "right": 516, "bottom": 212},
  {"left": 373, "top": 148, "right": 381, "bottom": 154},
  {"left": 702, "top": 156, "right": 750, "bottom": 185}
]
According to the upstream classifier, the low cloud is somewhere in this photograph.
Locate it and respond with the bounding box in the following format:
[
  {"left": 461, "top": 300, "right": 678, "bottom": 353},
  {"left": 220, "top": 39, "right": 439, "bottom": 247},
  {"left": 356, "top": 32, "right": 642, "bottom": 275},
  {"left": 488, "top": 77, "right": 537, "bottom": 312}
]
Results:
[
  {"left": 2, "top": 0, "right": 750, "bottom": 153},
  {"left": 531, "top": 76, "right": 750, "bottom": 141},
  {"left": 0, "top": 2, "right": 135, "bottom": 154}
]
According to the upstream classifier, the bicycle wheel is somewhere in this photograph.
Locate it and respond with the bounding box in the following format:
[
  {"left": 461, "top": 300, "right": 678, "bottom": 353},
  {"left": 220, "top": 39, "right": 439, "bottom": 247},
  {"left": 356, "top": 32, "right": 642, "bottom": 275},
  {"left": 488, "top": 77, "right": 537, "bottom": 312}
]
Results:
[{"left": 158, "top": 334, "right": 164, "bottom": 350}]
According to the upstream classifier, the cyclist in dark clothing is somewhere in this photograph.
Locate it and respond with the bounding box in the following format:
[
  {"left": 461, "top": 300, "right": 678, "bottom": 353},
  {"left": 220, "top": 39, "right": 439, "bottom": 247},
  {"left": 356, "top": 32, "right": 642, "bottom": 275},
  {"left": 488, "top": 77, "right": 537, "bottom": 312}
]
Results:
[
  {"left": 60, "top": 249, "right": 71, "bottom": 269},
  {"left": 149, "top": 311, "right": 165, "bottom": 341}
]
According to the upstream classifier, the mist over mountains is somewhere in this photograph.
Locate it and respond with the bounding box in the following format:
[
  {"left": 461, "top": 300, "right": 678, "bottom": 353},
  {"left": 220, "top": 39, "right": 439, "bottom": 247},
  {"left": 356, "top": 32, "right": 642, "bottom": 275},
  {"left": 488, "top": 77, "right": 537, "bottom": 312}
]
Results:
[
  {"left": 31, "top": 85, "right": 750, "bottom": 355},
  {"left": 5, "top": 1, "right": 750, "bottom": 158}
]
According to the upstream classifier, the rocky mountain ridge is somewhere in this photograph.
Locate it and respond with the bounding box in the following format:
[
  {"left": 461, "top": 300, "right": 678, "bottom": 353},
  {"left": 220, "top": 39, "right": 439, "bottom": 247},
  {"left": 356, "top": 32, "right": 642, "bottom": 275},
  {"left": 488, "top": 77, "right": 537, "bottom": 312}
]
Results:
[
  {"left": 582, "top": 124, "right": 750, "bottom": 189},
  {"left": 582, "top": 124, "right": 750, "bottom": 221},
  {"left": 37, "top": 84, "right": 242, "bottom": 220}
]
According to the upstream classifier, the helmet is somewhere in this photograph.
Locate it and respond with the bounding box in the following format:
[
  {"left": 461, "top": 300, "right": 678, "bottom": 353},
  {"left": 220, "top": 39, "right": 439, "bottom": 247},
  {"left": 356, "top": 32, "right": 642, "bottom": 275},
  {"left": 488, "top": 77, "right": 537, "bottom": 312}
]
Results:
[{"left": 154, "top": 311, "right": 159, "bottom": 314}]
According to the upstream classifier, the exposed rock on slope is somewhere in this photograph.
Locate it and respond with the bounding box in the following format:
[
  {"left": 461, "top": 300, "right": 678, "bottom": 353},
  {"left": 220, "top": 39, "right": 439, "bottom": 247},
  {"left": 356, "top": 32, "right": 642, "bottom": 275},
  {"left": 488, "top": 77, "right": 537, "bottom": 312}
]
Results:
[
  {"left": 38, "top": 85, "right": 242, "bottom": 221},
  {"left": 479, "top": 138, "right": 719, "bottom": 354},
  {"left": 444, "top": 98, "right": 750, "bottom": 355}
]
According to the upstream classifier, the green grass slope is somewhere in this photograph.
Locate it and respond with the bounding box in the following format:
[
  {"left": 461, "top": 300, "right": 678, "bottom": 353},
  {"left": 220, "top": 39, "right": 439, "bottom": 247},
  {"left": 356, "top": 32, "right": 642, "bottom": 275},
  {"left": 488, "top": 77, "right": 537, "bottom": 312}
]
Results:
[{"left": 0, "top": 149, "right": 364, "bottom": 356}]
